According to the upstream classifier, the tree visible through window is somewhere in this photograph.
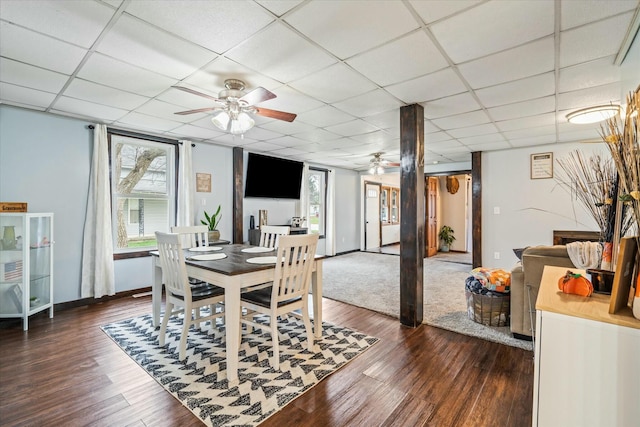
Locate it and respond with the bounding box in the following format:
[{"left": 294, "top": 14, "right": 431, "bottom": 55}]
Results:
[
  {"left": 308, "top": 168, "right": 327, "bottom": 236},
  {"left": 109, "top": 132, "right": 176, "bottom": 252}
]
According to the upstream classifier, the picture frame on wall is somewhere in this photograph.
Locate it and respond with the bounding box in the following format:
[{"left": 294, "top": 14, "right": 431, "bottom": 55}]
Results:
[
  {"left": 196, "top": 173, "right": 211, "bottom": 193},
  {"left": 530, "top": 152, "right": 553, "bottom": 179}
]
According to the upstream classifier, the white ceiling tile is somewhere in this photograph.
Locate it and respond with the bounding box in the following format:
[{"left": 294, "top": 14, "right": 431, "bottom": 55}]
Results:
[
  {"left": 292, "top": 128, "right": 341, "bottom": 143},
  {"left": 557, "top": 82, "right": 622, "bottom": 111},
  {"left": 77, "top": 53, "right": 178, "bottom": 97},
  {"left": 425, "top": 132, "right": 455, "bottom": 143},
  {"left": 156, "top": 86, "right": 218, "bottom": 110},
  {"left": 285, "top": 1, "right": 419, "bottom": 59},
  {"left": 125, "top": 0, "right": 274, "bottom": 53},
  {"left": 557, "top": 127, "right": 604, "bottom": 143},
  {"left": 423, "top": 92, "right": 481, "bottom": 119},
  {"left": 115, "top": 111, "right": 184, "bottom": 132},
  {"left": 243, "top": 127, "right": 283, "bottom": 141},
  {"left": 458, "top": 133, "right": 506, "bottom": 145},
  {"left": 269, "top": 147, "right": 308, "bottom": 158},
  {"left": 476, "top": 72, "right": 555, "bottom": 108},
  {"left": 266, "top": 135, "right": 312, "bottom": 147},
  {"left": 296, "top": 105, "right": 355, "bottom": 127},
  {"left": 362, "top": 110, "right": 400, "bottom": 130},
  {"left": 495, "top": 113, "right": 557, "bottom": 132},
  {"left": 289, "top": 63, "right": 377, "bottom": 103},
  {"left": 0, "top": 82, "right": 56, "bottom": 109},
  {"left": 334, "top": 89, "right": 403, "bottom": 117},
  {"left": 458, "top": 37, "right": 555, "bottom": 88},
  {"left": 259, "top": 119, "right": 315, "bottom": 135},
  {"left": 254, "top": 86, "right": 324, "bottom": 115},
  {"left": 508, "top": 134, "right": 557, "bottom": 147},
  {"left": 561, "top": 0, "right": 639, "bottom": 30},
  {"left": 409, "top": 0, "right": 483, "bottom": 24},
  {"left": 64, "top": 79, "right": 149, "bottom": 110},
  {"left": 350, "top": 130, "right": 396, "bottom": 145},
  {"left": 242, "top": 141, "right": 287, "bottom": 152},
  {"left": 346, "top": 31, "right": 449, "bottom": 86},
  {"left": 559, "top": 12, "right": 634, "bottom": 67},
  {"left": 96, "top": 15, "right": 216, "bottom": 80},
  {"left": 256, "top": 1, "right": 304, "bottom": 17},
  {"left": 0, "top": 58, "right": 68, "bottom": 93},
  {"left": 169, "top": 124, "right": 225, "bottom": 140},
  {"left": 463, "top": 140, "right": 511, "bottom": 151},
  {"left": 425, "top": 140, "right": 467, "bottom": 152},
  {"left": 557, "top": 120, "right": 604, "bottom": 138},
  {"left": 182, "top": 57, "right": 282, "bottom": 94},
  {"left": 0, "top": 22, "right": 87, "bottom": 75},
  {"left": 226, "top": 23, "right": 337, "bottom": 83},
  {"left": 136, "top": 99, "right": 206, "bottom": 123},
  {"left": 430, "top": 0, "right": 554, "bottom": 63},
  {"left": 0, "top": 0, "right": 114, "bottom": 48},
  {"left": 52, "top": 96, "right": 128, "bottom": 121},
  {"left": 325, "top": 120, "right": 380, "bottom": 137},
  {"left": 431, "top": 110, "right": 491, "bottom": 130},
  {"left": 558, "top": 55, "right": 621, "bottom": 93},
  {"left": 503, "top": 125, "right": 556, "bottom": 140},
  {"left": 211, "top": 133, "right": 259, "bottom": 146},
  {"left": 386, "top": 68, "right": 466, "bottom": 103},
  {"left": 488, "top": 96, "right": 556, "bottom": 121},
  {"left": 448, "top": 123, "right": 499, "bottom": 138}
]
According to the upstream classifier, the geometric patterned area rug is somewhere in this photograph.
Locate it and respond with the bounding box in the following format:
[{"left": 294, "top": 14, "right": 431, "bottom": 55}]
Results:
[{"left": 101, "top": 314, "right": 378, "bottom": 427}]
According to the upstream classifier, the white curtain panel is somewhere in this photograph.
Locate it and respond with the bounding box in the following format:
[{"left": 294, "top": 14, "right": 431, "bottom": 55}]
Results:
[
  {"left": 298, "top": 163, "right": 310, "bottom": 220},
  {"left": 325, "top": 169, "right": 336, "bottom": 256},
  {"left": 177, "top": 141, "right": 195, "bottom": 227},
  {"left": 81, "top": 124, "right": 115, "bottom": 298}
]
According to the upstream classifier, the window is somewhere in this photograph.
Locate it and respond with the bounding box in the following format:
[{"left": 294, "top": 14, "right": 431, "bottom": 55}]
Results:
[
  {"left": 307, "top": 168, "right": 327, "bottom": 237},
  {"left": 109, "top": 131, "right": 177, "bottom": 254}
]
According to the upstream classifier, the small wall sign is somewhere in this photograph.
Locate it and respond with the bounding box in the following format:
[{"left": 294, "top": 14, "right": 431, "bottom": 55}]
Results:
[
  {"left": 196, "top": 173, "right": 211, "bottom": 192},
  {"left": 530, "top": 152, "right": 553, "bottom": 179}
]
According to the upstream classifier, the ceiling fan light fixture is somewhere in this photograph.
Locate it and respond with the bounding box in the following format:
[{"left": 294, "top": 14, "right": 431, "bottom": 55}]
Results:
[
  {"left": 369, "top": 165, "right": 385, "bottom": 175},
  {"left": 566, "top": 104, "right": 620, "bottom": 124},
  {"left": 229, "top": 112, "right": 255, "bottom": 135},
  {"left": 211, "top": 110, "right": 230, "bottom": 131}
]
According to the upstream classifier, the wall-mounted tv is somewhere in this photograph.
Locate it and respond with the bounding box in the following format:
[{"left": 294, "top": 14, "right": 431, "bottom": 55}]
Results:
[{"left": 244, "top": 152, "right": 304, "bottom": 199}]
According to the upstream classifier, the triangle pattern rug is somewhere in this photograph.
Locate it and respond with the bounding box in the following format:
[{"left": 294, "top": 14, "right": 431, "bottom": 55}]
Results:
[{"left": 101, "top": 313, "right": 378, "bottom": 427}]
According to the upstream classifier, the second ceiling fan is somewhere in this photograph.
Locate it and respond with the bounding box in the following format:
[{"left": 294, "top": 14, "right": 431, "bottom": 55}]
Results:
[
  {"left": 173, "top": 79, "right": 296, "bottom": 135},
  {"left": 369, "top": 152, "right": 400, "bottom": 175}
]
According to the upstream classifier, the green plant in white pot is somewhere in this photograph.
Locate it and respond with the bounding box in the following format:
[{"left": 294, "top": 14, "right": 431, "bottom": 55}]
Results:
[
  {"left": 201, "top": 205, "right": 222, "bottom": 242},
  {"left": 438, "top": 225, "right": 455, "bottom": 252}
]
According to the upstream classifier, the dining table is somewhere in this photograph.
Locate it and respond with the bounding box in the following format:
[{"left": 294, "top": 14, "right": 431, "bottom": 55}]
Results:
[{"left": 150, "top": 243, "right": 325, "bottom": 382}]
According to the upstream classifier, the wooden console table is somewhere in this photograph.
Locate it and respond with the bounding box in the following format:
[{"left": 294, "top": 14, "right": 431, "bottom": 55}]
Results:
[
  {"left": 552, "top": 230, "right": 600, "bottom": 245},
  {"left": 533, "top": 265, "right": 640, "bottom": 426}
]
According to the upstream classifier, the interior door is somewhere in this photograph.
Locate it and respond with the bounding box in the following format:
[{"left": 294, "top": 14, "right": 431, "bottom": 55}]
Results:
[
  {"left": 365, "top": 183, "right": 381, "bottom": 250},
  {"left": 426, "top": 177, "right": 438, "bottom": 257}
]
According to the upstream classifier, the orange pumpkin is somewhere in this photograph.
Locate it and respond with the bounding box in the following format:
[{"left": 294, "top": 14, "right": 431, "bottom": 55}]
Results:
[{"left": 558, "top": 271, "right": 593, "bottom": 297}]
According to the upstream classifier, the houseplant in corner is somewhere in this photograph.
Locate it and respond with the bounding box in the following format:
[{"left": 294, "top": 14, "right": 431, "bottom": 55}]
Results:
[
  {"left": 439, "top": 225, "right": 455, "bottom": 252},
  {"left": 201, "top": 205, "right": 222, "bottom": 242}
]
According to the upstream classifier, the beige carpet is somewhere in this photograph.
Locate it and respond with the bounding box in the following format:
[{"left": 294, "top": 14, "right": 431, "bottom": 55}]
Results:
[{"left": 321, "top": 251, "right": 532, "bottom": 351}]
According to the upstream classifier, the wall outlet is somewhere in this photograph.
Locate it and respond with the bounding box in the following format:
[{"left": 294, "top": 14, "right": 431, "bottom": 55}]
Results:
[
  {"left": 493, "top": 206, "right": 500, "bottom": 214},
  {"left": 494, "top": 252, "right": 500, "bottom": 259},
  {"left": 201, "top": 198, "right": 206, "bottom": 206}
]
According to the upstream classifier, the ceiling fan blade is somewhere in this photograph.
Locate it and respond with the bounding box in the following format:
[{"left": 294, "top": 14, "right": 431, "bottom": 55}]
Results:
[
  {"left": 174, "top": 107, "right": 220, "bottom": 115},
  {"left": 240, "top": 86, "right": 276, "bottom": 105},
  {"left": 254, "top": 107, "right": 297, "bottom": 122},
  {"left": 172, "top": 85, "right": 221, "bottom": 103}
]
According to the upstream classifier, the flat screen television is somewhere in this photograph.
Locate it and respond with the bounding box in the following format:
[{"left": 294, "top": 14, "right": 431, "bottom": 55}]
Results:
[{"left": 244, "top": 153, "right": 304, "bottom": 199}]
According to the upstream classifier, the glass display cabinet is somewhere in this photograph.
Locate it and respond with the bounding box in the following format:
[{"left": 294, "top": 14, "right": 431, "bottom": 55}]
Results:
[{"left": 0, "top": 213, "right": 54, "bottom": 330}]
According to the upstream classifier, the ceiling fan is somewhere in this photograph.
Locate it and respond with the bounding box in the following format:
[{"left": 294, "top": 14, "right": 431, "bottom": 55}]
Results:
[
  {"left": 173, "top": 79, "right": 297, "bottom": 135},
  {"left": 369, "top": 152, "right": 400, "bottom": 175}
]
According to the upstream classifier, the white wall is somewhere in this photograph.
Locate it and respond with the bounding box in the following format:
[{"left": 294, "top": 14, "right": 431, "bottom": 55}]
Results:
[{"left": 438, "top": 174, "right": 467, "bottom": 252}]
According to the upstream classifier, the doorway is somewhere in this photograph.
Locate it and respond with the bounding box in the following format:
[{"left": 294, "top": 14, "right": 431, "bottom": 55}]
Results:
[{"left": 364, "top": 182, "right": 381, "bottom": 250}]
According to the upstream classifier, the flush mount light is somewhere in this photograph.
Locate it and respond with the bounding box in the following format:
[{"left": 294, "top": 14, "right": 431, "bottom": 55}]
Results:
[{"left": 566, "top": 105, "right": 620, "bottom": 124}]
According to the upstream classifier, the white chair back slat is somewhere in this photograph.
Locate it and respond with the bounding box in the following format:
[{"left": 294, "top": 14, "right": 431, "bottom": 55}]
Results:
[
  {"left": 259, "top": 225, "right": 290, "bottom": 248},
  {"left": 171, "top": 225, "right": 209, "bottom": 248},
  {"left": 271, "top": 234, "right": 318, "bottom": 305},
  {"left": 156, "top": 232, "right": 190, "bottom": 300}
]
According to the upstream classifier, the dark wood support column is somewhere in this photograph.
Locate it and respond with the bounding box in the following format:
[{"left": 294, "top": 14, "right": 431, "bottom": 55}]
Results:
[
  {"left": 232, "top": 147, "right": 243, "bottom": 244},
  {"left": 471, "top": 151, "right": 482, "bottom": 268},
  {"left": 399, "top": 104, "right": 425, "bottom": 327}
]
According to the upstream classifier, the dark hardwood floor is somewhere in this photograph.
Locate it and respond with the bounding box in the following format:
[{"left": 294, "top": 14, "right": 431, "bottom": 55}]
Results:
[{"left": 0, "top": 295, "right": 533, "bottom": 427}]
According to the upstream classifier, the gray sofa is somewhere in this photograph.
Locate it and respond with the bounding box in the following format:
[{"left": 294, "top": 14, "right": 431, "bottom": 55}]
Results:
[{"left": 510, "top": 245, "right": 575, "bottom": 339}]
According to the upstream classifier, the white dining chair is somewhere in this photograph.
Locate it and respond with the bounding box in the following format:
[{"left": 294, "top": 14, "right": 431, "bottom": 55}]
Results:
[
  {"left": 259, "top": 225, "right": 290, "bottom": 248},
  {"left": 240, "top": 233, "right": 319, "bottom": 370},
  {"left": 171, "top": 225, "right": 209, "bottom": 248},
  {"left": 155, "top": 231, "right": 225, "bottom": 361}
]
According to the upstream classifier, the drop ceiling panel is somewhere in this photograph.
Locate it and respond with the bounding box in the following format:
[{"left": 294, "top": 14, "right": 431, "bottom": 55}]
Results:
[
  {"left": 0, "top": 0, "right": 114, "bottom": 48},
  {"left": 225, "top": 23, "right": 337, "bottom": 83},
  {"left": 256, "top": 1, "right": 304, "bottom": 17},
  {"left": 557, "top": 82, "right": 622, "bottom": 111},
  {"left": 285, "top": 1, "right": 419, "bottom": 59},
  {"left": 430, "top": 0, "right": 554, "bottom": 63},
  {"left": 96, "top": 15, "right": 216, "bottom": 80},
  {"left": 325, "top": 120, "right": 380, "bottom": 137},
  {"left": 559, "top": 13, "right": 635, "bottom": 67},
  {"left": 431, "top": 110, "right": 492, "bottom": 130},
  {"left": 458, "top": 37, "right": 555, "bottom": 89},
  {"left": 560, "top": 0, "right": 638, "bottom": 30},
  {"left": 558, "top": 55, "right": 621, "bottom": 93},
  {"left": 136, "top": 99, "right": 208, "bottom": 123},
  {"left": 0, "top": 22, "right": 87, "bottom": 75},
  {"left": 182, "top": 57, "right": 282, "bottom": 93},
  {"left": 333, "top": 89, "right": 404, "bottom": 117},
  {"left": 458, "top": 133, "right": 506, "bottom": 146},
  {"left": 254, "top": 85, "right": 324, "bottom": 115},
  {"left": 0, "top": 82, "right": 57, "bottom": 109},
  {"left": 509, "top": 134, "right": 557, "bottom": 147},
  {"left": 448, "top": 123, "right": 499, "bottom": 138},
  {"left": 169, "top": 124, "right": 225, "bottom": 140},
  {"left": 292, "top": 128, "right": 342, "bottom": 143},
  {"left": 77, "top": 53, "right": 178, "bottom": 97},
  {"left": 296, "top": 105, "right": 356, "bottom": 128},
  {"left": 423, "top": 92, "right": 481, "bottom": 119},
  {"left": 346, "top": 31, "right": 449, "bottom": 86},
  {"left": 495, "top": 113, "right": 557, "bottom": 132},
  {"left": 289, "top": 62, "right": 378, "bottom": 103},
  {"left": 124, "top": 0, "right": 274, "bottom": 54},
  {"left": 115, "top": 111, "right": 184, "bottom": 132},
  {"left": 385, "top": 68, "right": 467, "bottom": 103},
  {"left": 476, "top": 72, "right": 555, "bottom": 108},
  {"left": 0, "top": 58, "right": 69, "bottom": 93},
  {"left": 52, "top": 96, "right": 128, "bottom": 122},
  {"left": 409, "top": 0, "right": 482, "bottom": 24},
  {"left": 488, "top": 96, "right": 556, "bottom": 121},
  {"left": 260, "top": 119, "right": 316, "bottom": 135},
  {"left": 64, "top": 79, "right": 149, "bottom": 110}
]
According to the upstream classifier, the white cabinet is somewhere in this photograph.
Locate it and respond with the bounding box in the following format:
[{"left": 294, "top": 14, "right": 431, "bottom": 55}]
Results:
[
  {"left": 533, "top": 266, "right": 640, "bottom": 427},
  {"left": 0, "top": 213, "right": 54, "bottom": 330}
]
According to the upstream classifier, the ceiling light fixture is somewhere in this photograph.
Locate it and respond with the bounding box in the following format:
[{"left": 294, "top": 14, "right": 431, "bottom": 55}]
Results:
[
  {"left": 211, "top": 103, "right": 255, "bottom": 136},
  {"left": 566, "top": 105, "right": 620, "bottom": 124}
]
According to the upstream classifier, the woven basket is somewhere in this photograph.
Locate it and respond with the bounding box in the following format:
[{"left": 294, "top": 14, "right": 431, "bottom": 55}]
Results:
[{"left": 465, "top": 290, "right": 510, "bottom": 327}]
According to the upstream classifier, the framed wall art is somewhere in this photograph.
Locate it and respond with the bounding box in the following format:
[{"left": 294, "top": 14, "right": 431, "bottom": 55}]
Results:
[
  {"left": 530, "top": 152, "right": 553, "bottom": 179},
  {"left": 196, "top": 173, "right": 211, "bottom": 193}
]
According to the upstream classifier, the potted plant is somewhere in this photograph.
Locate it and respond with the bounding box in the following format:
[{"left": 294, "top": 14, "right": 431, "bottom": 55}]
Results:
[
  {"left": 439, "top": 225, "right": 455, "bottom": 252},
  {"left": 201, "top": 205, "right": 222, "bottom": 242}
]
